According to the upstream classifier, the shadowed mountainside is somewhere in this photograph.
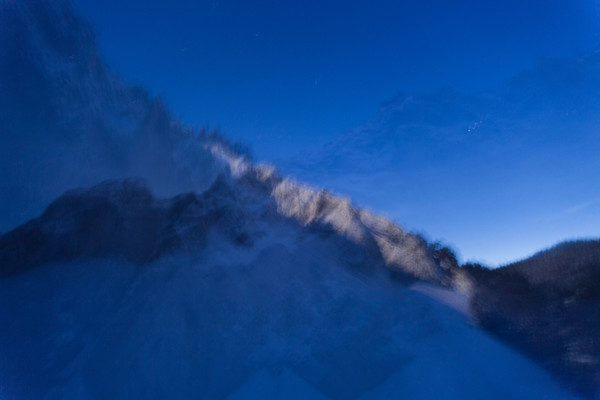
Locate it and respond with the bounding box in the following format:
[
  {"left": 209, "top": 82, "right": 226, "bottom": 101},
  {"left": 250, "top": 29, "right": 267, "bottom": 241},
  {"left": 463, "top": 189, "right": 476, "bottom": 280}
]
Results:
[
  {"left": 465, "top": 240, "right": 600, "bottom": 398},
  {"left": 0, "top": 0, "right": 227, "bottom": 232}
]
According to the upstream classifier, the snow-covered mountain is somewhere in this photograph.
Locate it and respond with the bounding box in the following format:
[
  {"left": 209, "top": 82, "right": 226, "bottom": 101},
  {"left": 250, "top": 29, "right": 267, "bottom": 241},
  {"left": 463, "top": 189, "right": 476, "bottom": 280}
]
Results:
[
  {"left": 0, "top": 177, "right": 577, "bottom": 399},
  {"left": 0, "top": 1, "right": 597, "bottom": 399}
]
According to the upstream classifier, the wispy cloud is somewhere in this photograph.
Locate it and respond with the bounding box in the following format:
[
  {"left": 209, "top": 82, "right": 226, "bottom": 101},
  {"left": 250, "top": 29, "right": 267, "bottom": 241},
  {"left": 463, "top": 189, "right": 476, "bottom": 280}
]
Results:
[{"left": 564, "top": 198, "right": 600, "bottom": 214}]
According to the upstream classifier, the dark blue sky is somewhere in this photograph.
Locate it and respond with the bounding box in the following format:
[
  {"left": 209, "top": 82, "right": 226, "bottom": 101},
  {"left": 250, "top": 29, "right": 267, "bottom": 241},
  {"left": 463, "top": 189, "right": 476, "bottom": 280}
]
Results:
[
  {"left": 69, "top": 0, "right": 600, "bottom": 265},
  {"left": 71, "top": 0, "right": 599, "bottom": 158}
]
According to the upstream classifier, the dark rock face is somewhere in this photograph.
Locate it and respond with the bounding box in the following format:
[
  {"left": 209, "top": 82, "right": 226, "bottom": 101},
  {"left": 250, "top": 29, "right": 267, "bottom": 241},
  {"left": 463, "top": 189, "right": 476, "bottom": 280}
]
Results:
[
  {"left": 466, "top": 240, "right": 600, "bottom": 398},
  {"left": 0, "top": 177, "right": 254, "bottom": 277}
]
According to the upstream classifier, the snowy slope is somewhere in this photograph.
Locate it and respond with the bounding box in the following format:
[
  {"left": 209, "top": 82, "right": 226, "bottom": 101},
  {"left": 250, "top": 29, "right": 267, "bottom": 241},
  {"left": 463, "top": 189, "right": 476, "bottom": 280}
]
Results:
[{"left": 0, "top": 179, "right": 577, "bottom": 399}]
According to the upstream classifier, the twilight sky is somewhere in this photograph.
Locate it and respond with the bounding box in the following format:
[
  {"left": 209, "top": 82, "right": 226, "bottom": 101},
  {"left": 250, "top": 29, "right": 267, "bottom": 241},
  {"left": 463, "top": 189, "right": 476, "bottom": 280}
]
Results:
[
  {"left": 71, "top": 0, "right": 600, "bottom": 157},
  {"left": 69, "top": 0, "right": 600, "bottom": 265}
]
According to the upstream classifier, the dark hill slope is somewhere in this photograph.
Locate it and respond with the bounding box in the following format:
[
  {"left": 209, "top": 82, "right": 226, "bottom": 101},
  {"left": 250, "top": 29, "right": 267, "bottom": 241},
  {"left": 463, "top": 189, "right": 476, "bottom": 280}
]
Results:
[{"left": 467, "top": 240, "right": 600, "bottom": 397}]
